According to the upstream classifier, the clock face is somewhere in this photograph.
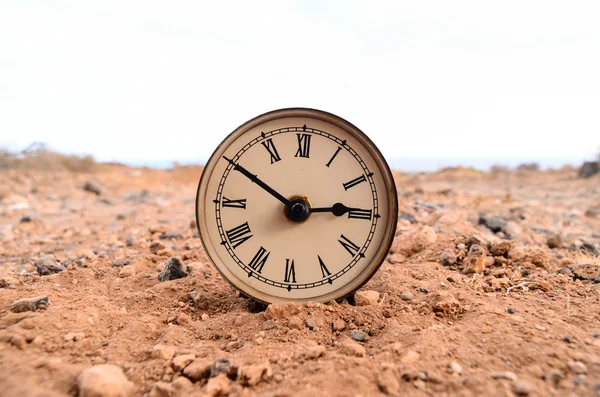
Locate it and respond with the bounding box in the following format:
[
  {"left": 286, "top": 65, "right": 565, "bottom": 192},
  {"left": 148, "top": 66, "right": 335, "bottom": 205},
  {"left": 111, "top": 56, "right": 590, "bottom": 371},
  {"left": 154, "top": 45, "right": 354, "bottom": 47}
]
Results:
[{"left": 195, "top": 108, "right": 398, "bottom": 304}]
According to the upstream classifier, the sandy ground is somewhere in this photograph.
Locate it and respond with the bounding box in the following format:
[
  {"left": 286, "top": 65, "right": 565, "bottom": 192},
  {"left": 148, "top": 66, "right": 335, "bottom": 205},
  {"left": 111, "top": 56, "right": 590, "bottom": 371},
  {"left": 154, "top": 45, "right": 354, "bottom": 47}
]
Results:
[{"left": 1, "top": 165, "right": 599, "bottom": 397}]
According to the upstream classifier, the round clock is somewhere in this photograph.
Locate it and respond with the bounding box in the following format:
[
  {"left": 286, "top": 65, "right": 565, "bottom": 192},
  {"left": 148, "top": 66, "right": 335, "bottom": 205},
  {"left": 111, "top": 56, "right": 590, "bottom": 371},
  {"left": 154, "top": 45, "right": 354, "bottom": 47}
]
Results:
[{"left": 195, "top": 108, "right": 398, "bottom": 304}]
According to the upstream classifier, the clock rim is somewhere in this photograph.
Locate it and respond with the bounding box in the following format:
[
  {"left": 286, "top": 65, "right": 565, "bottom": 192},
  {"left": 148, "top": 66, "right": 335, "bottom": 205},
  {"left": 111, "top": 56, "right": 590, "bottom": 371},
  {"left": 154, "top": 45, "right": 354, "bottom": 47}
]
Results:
[{"left": 195, "top": 107, "right": 399, "bottom": 304}]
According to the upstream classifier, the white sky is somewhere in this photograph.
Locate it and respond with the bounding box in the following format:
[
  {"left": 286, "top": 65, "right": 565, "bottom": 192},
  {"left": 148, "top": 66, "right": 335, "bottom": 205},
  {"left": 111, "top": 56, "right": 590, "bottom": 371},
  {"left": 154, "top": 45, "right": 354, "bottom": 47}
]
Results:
[{"left": 1, "top": 1, "right": 599, "bottom": 168}]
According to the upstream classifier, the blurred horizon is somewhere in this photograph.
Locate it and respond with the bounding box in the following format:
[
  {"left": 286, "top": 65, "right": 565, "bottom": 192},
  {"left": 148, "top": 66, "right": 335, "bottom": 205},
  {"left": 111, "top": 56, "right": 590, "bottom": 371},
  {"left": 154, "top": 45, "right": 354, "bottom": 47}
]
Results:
[{"left": 1, "top": 1, "right": 599, "bottom": 167}]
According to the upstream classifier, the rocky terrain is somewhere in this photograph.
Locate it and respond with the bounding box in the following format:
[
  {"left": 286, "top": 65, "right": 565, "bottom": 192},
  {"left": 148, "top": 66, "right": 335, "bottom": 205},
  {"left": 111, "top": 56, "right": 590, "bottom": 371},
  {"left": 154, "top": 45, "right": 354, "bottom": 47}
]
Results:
[{"left": 1, "top": 163, "right": 599, "bottom": 397}]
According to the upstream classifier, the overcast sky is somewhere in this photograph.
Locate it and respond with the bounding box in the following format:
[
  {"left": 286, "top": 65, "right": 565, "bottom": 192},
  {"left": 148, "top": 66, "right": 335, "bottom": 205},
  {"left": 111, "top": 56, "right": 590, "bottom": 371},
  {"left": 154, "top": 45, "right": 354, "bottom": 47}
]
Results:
[{"left": 1, "top": 1, "right": 599, "bottom": 170}]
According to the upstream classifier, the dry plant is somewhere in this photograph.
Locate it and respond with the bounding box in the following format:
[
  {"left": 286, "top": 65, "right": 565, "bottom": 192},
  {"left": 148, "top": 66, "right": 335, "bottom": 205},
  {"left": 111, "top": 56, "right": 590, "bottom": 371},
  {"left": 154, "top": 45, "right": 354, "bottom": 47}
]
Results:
[{"left": 0, "top": 143, "right": 98, "bottom": 172}]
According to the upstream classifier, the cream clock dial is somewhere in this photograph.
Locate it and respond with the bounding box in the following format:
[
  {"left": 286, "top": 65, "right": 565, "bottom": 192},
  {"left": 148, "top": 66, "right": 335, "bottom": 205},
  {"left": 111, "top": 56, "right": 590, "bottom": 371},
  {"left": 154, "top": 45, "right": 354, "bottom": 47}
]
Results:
[{"left": 195, "top": 108, "right": 398, "bottom": 304}]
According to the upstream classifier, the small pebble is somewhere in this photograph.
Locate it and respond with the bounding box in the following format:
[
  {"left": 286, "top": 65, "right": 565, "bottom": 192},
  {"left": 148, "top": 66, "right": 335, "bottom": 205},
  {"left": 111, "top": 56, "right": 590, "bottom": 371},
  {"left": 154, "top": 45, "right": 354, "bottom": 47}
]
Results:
[
  {"left": 449, "top": 361, "right": 463, "bottom": 375},
  {"left": 349, "top": 329, "right": 368, "bottom": 342},
  {"left": 11, "top": 296, "right": 49, "bottom": 313},
  {"left": 158, "top": 257, "right": 188, "bottom": 282},
  {"left": 568, "top": 361, "right": 587, "bottom": 375},
  {"left": 399, "top": 291, "right": 414, "bottom": 301},
  {"left": 491, "top": 371, "right": 517, "bottom": 381},
  {"left": 511, "top": 379, "right": 536, "bottom": 396},
  {"left": 305, "top": 319, "right": 315, "bottom": 330}
]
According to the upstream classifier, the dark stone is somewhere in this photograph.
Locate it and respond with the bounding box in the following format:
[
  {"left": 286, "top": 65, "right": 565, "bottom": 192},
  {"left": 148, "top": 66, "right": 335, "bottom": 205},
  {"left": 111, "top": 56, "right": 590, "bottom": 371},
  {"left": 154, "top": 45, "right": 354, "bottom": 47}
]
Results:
[
  {"left": 508, "top": 307, "right": 515, "bottom": 314},
  {"left": 349, "top": 329, "right": 368, "bottom": 342},
  {"left": 465, "top": 236, "right": 482, "bottom": 250},
  {"left": 211, "top": 358, "right": 236, "bottom": 379},
  {"left": 558, "top": 267, "right": 574, "bottom": 278},
  {"left": 126, "top": 236, "right": 134, "bottom": 247},
  {"left": 479, "top": 215, "right": 508, "bottom": 233},
  {"left": 579, "top": 161, "right": 599, "bottom": 178},
  {"left": 563, "top": 337, "right": 573, "bottom": 344},
  {"left": 83, "top": 180, "right": 102, "bottom": 195},
  {"left": 112, "top": 258, "right": 131, "bottom": 268},
  {"left": 419, "top": 288, "right": 429, "bottom": 294},
  {"left": 398, "top": 212, "right": 417, "bottom": 223},
  {"left": 581, "top": 242, "right": 599, "bottom": 257},
  {"left": 305, "top": 319, "right": 315, "bottom": 330},
  {"left": 36, "top": 263, "right": 66, "bottom": 276},
  {"left": 11, "top": 296, "right": 49, "bottom": 313},
  {"left": 159, "top": 232, "right": 183, "bottom": 240},
  {"left": 158, "top": 257, "right": 188, "bottom": 282},
  {"left": 19, "top": 215, "right": 36, "bottom": 223},
  {"left": 570, "top": 264, "right": 600, "bottom": 281},
  {"left": 595, "top": 275, "right": 600, "bottom": 284}
]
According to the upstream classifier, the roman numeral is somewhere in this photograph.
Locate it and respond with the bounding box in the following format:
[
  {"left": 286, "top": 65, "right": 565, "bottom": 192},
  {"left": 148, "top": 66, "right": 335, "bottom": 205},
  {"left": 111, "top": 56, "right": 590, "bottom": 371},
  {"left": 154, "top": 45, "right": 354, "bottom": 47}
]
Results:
[
  {"left": 318, "top": 255, "right": 331, "bottom": 278},
  {"left": 348, "top": 208, "right": 372, "bottom": 220},
  {"left": 261, "top": 138, "right": 281, "bottom": 164},
  {"left": 225, "top": 222, "right": 253, "bottom": 248},
  {"left": 284, "top": 259, "right": 296, "bottom": 283},
  {"left": 247, "top": 246, "right": 269, "bottom": 274},
  {"left": 222, "top": 197, "right": 246, "bottom": 209},
  {"left": 343, "top": 175, "right": 366, "bottom": 190},
  {"left": 294, "top": 134, "right": 311, "bottom": 158},
  {"left": 339, "top": 234, "right": 360, "bottom": 257},
  {"left": 326, "top": 147, "right": 342, "bottom": 167}
]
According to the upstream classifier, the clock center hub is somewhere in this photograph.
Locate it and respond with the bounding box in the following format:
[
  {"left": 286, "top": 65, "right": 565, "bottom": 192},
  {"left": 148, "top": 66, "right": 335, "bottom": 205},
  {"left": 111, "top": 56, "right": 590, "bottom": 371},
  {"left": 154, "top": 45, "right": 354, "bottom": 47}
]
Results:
[{"left": 285, "top": 197, "right": 311, "bottom": 223}]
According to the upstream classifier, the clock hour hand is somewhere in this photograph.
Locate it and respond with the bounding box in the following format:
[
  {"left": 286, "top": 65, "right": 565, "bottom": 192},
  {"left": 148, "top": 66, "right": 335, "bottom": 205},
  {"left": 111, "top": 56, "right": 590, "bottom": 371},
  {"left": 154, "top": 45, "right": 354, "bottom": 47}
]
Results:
[
  {"left": 310, "top": 202, "right": 360, "bottom": 217},
  {"left": 222, "top": 156, "right": 291, "bottom": 207}
]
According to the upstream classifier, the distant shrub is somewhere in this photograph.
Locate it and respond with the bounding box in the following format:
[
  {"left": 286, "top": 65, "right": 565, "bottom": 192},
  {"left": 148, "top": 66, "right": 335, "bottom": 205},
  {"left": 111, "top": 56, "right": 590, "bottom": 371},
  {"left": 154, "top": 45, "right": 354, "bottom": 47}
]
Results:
[
  {"left": 0, "top": 143, "right": 97, "bottom": 172},
  {"left": 516, "top": 162, "right": 540, "bottom": 171},
  {"left": 490, "top": 164, "right": 509, "bottom": 173}
]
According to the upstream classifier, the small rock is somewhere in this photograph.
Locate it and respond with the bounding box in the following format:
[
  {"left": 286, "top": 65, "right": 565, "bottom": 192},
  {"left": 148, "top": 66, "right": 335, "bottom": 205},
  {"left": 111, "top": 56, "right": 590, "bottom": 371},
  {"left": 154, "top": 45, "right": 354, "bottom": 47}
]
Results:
[
  {"left": 149, "top": 382, "right": 172, "bottom": 397},
  {"left": 159, "top": 232, "right": 183, "bottom": 240},
  {"left": 547, "top": 234, "right": 562, "bottom": 249},
  {"left": 118, "top": 265, "right": 135, "bottom": 278},
  {"left": 238, "top": 361, "right": 272, "bottom": 386},
  {"left": 440, "top": 249, "right": 456, "bottom": 266},
  {"left": 570, "top": 264, "right": 600, "bottom": 281},
  {"left": 508, "top": 307, "right": 515, "bottom": 314},
  {"left": 158, "top": 257, "right": 188, "bottom": 282},
  {"left": 152, "top": 344, "right": 176, "bottom": 361},
  {"left": 332, "top": 319, "right": 346, "bottom": 331},
  {"left": 491, "top": 371, "right": 517, "bottom": 381},
  {"left": 262, "top": 320, "right": 278, "bottom": 330},
  {"left": 77, "top": 364, "right": 134, "bottom": 397},
  {"left": 263, "top": 303, "right": 301, "bottom": 320},
  {"left": 83, "top": 180, "right": 103, "bottom": 195},
  {"left": 489, "top": 241, "right": 512, "bottom": 257},
  {"left": 349, "top": 329, "right": 368, "bottom": 342},
  {"left": 479, "top": 215, "right": 507, "bottom": 233},
  {"left": 511, "top": 379, "right": 536, "bottom": 396},
  {"left": 354, "top": 290, "right": 380, "bottom": 306},
  {"left": 150, "top": 241, "right": 168, "bottom": 254},
  {"left": 449, "top": 361, "right": 463, "bottom": 375},
  {"left": 568, "top": 361, "right": 587, "bottom": 374},
  {"left": 303, "top": 345, "right": 326, "bottom": 360},
  {"left": 211, "top": 358, "right": 233, "bottom": 378},
  {"left": 581, "top": 242, "right": 600, "bottom": 257},
  {"left": 341, "top": 340, "right": 366, "bottom": 357},
  {"left": 205, "top": 374, "right": 230, "bottom": 397},
  {"left": 11, "top": 296, "right": 49, "bottom": 313},
  {"left": 183, "top": 358, "right": 212, "bottom": 381},
  {"left": 112, "top": 258, "right": 130, "bottom": 268},
  {"left": 427, "top": 291, "right": 464, "bottom": 318},
  {"left": 172, "top": 354, "right": 195, "bottom": 371},
  {"left": 305, "top": 319, "right": 315, "bottom": 330},
  {"left": 463, "top": 244, "right": 487, "bottom": 274},
  {"left": 36, "top": 263, "right": 66, "bottom": 276},
  {"left": 399, "top": 291, "right": 414, "bottom": 301},
  {"left": 287, "top": 316, "right": 303, "bottom": 330}
]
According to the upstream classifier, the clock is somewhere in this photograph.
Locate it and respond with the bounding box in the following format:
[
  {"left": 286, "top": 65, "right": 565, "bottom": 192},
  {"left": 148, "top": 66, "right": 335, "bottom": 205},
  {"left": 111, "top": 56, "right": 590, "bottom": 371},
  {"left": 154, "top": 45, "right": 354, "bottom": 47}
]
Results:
[{"left": 195, "top": 108, "right": 398, "bottom": 304}]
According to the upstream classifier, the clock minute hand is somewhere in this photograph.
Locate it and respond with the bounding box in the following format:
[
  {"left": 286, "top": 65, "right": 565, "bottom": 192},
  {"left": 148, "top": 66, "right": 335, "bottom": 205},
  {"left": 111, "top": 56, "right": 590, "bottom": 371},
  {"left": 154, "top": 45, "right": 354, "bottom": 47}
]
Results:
[
  {"left": 310, "top": 202, "right": 359, "bottom": 217},
  {"left": 222, "top": 156, "right": 291, "bottom": 207}
]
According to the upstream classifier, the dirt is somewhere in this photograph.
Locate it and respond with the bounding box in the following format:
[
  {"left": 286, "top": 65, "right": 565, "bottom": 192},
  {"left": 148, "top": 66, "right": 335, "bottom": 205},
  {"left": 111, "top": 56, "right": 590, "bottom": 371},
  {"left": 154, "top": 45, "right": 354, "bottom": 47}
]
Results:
[{"left": 1, "top": 165, "right": 599, "bottom": 397}]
